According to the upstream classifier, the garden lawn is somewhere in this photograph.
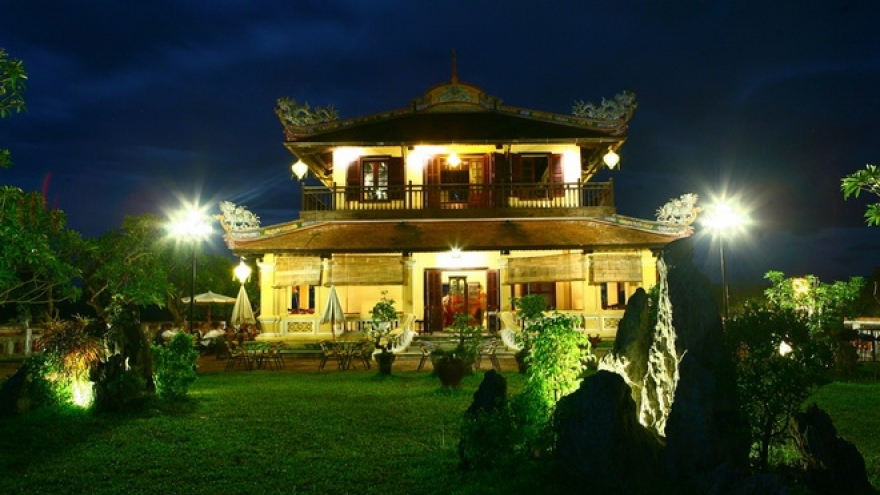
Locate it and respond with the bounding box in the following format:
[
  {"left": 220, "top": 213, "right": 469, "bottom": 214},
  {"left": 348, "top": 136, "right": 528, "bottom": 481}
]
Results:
[
  {"left": 0, "top": 370, "right": 579, "bottom": 495},
  {"left": 2, "top": 369, "right": 879, "bottom": 494},
  {"left": 810, "top": 379, "right": 880, "bottom": 488}
]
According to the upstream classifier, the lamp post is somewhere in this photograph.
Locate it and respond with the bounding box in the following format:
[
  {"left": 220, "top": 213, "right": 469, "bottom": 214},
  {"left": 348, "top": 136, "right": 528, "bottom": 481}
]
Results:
[
  {"left": 170, "top": 206, "right": 213, "bottom": 333},
  {"left": 702, "top": 201, "right": 747, "bottom": 324}
]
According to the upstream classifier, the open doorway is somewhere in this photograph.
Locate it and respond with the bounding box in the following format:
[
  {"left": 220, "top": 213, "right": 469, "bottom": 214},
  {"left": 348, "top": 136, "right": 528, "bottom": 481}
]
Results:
[{"left": 424, "top": 269, "right": 498, "bottom": 333}]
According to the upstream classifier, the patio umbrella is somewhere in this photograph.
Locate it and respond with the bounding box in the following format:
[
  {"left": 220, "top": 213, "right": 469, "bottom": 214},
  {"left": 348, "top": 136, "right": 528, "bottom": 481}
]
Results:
[
  {"left": 320, "top": 286, "right": 345, "bottom": 340},
  {"left": 181, "top": 290, "right": 236, "bottom": 323},
  {"left": 230, "top": 285, "right": 256, "bottom": 327}
]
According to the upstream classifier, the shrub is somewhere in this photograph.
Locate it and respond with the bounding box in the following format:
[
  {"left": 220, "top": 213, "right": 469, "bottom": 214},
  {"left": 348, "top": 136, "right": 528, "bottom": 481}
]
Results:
[
  {"left": 459, "top": 406, "right": 519, "bottom": 469},
  {"left": 35, "top": 317, "right": 106, "bottom": 408},
  {"left": 92, "top": 354, "right": 148, "bottom": 412},
  {"left": 726, "top": 302, "right": 834, "bottom": 470},
  {"left": 151, "top": 332, "right": 199, "bottom": 400}
]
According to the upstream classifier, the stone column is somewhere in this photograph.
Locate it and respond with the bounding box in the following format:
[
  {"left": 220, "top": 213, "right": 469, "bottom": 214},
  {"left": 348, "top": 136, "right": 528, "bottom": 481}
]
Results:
[
  {"left": 256, "top": 254, "right": 278, "bottom": 333},
  {"left": 402, "top": 254, "right": 415, "bottom": 315}
]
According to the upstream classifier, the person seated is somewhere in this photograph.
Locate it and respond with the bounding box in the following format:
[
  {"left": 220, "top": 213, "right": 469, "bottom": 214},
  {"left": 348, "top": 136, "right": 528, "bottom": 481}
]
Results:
[
  {"left": 160, "top": 323, "right": 176, "bottom": 342},
  {"left": 236, "top": 324, "right": 249, "bottom": 344},
  {"left": 153, "top": 327, "right": 166, "bottom": 346}
]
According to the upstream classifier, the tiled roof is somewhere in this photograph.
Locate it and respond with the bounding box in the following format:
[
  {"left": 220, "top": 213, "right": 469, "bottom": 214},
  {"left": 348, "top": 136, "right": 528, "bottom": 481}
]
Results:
[
  {"left": 288, "top": 112, "right": 616, "bottom": 145},
  {"left": 226, "top": 217, "right": 688, "bottom": 255}
]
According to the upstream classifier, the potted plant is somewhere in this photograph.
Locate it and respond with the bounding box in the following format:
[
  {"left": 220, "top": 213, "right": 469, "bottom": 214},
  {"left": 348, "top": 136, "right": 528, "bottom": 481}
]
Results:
[
  {"left": 511, "top": 294, "right": 547, "bottom": 374},
  {"left": 366, "top": 291, "right": 398, "bottom": 375},
  {"left": 434, "top": 313, "right": 483, "bottom": 388}
]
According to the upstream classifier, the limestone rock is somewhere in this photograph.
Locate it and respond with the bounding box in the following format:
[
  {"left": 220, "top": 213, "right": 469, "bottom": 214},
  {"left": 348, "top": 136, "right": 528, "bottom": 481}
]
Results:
[
  {"left": 556, "top": 370, "right": 663, "bottom": 481},
  {"left": 791, "top": 403, "right": 873, "bottom": 495}
]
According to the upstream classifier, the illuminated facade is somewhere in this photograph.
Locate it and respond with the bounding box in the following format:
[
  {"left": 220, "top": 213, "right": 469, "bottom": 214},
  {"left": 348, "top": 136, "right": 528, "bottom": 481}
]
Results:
[{"left": 221, "top": 71, "right": 691, "bottom": 339}]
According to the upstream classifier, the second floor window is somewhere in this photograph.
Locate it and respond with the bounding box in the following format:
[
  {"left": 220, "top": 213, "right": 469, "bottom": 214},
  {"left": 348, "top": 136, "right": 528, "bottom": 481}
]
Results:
[
  {"left": 512, "top": 153, "right": 564, "bottom": 199},
  {"left": 363, "top": 159, "right": 389, "bottom": 201},
  {"left": 346, "top": 156, "right": 404, "bottom": 201}
]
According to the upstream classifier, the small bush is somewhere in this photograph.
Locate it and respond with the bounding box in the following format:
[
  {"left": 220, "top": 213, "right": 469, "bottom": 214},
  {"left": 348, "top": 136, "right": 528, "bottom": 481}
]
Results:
[
  {"left": 92, "top": 354, "right": 148, "bottom": 412},
  {"left": 151, "top": 332, "right": 199, "bottom": 400},
  {"left": 459, "top": 406, "right": 518, "bottom": 469}
]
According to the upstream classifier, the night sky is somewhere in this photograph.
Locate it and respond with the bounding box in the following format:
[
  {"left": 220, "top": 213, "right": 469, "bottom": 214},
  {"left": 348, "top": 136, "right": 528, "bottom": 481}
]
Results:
[{"left": 1, "top": 1, "right": 879, "bottom": 284}]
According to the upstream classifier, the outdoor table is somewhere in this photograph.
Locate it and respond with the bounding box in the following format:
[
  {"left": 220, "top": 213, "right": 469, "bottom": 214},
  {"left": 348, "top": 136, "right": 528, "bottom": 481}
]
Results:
[
  {"left": 336, "top": 333, "right": 370, "bottom": 370},
  {"left": 242, "top": 341, "right": 273, "bottom": 370}
]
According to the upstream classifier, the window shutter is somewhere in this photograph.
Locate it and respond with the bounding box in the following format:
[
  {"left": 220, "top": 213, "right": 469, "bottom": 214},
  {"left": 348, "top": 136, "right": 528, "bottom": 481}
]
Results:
[
  {"left": 511, "top": 154, "right": 523, "bottom": 182},
  {"left": 346, "top": 159, "right": 360, "bottom": 201},
  {"left": 550, "top": 154, "right": 564, "bottom": 198},
  {"left": 510, "top": 154, "right": 524, "bottom": 197},
  {"left": 388, "top": 157, "right": 404, "bottom": 200},
  {"left": 424, "top": 158, "right": 442, "bottom": 208},
  {"left": 493, "top": 153, "right": 509, "bottom": 207}
]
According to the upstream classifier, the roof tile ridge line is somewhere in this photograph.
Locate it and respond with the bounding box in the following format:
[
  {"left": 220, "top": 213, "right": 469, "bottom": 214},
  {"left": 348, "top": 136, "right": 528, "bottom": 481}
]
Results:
[
  {"left": 596, "top": 214, "right": 691, "bottom": 235},
  {"left": 282, "top": 97, "right": 630, "bottom": 136},
  {"left": 228, "top": 219, "right": 323, "bottom": 239}
]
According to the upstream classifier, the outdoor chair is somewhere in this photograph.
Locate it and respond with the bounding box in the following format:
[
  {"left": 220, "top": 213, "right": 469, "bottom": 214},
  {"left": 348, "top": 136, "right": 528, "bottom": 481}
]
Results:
[
  {"left": 267, "top": 341, "right": 286, "bottom": 369},
  {"left": 475, "top": 338, "right": 501, "bottom": 371},
  {"left": 318, "top": 341, "right": 343, "bottom": 371},
  {"left": 224, "top": 341, "right": 251, "bottom": 371},
  {"left": 417, "top": 340, "right": 437, "bottom": 371}
]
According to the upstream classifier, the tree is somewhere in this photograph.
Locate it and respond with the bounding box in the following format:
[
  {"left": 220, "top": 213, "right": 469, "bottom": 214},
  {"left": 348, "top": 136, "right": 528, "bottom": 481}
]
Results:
[
  {"left": 0, "top": 48, "right": 28, "bottom": 169},
  {"left": 77, "top": 214, "right": 173, "bottom": 321},
  {"left": 157, "top": 246, "right": 254, "bottom": 325},
  {"left": 764, "top": 271, "right": 864, "bottom": 376},
  {"left": 0, "top": 186, "right": 80, "bottom": 314},
  {"left": 841, "top": 164, "right": 880, "bottom": 226},
  {"left": 726, "top": 303, "right": 833, "bottom": 470}
]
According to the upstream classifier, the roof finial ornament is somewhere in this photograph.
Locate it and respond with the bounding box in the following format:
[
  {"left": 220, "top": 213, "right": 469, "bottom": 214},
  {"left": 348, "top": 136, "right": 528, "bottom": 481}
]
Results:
[{"left": 450, "top": 49, "right": 458, "bottom": 84}]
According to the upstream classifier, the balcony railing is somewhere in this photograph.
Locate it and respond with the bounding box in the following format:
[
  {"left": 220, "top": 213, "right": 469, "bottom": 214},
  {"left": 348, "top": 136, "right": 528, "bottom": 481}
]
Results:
[{"left": 301, "top": 181, "right": 614, "bottom": 219}]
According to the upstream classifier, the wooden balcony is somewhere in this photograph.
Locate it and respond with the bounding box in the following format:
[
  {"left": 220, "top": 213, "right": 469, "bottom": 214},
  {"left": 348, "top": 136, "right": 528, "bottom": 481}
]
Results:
[{"left": 300, "top": 181, "right": 616, "bottom": 221}]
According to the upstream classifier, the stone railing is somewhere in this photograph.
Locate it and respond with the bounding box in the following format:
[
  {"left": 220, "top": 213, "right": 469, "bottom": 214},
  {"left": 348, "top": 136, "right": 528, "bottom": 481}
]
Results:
[
  {"left": 301, "top": 181, "right": 615, "bottom": 220},
  {"left": 0, "top": 326, "right": 38, "bottom": 358}
]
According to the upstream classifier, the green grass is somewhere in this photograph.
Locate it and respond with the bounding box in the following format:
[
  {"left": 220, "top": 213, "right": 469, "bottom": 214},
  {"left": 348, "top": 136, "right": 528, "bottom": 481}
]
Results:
[
  {"left": 0, "top": 371, "right": 575, "bottom": 495},
  {"left": 810, "top": 379, "right": 880, "bottom": 488},
  {"left": 2, "top": 368, "right": 879, "bottom": 494}
]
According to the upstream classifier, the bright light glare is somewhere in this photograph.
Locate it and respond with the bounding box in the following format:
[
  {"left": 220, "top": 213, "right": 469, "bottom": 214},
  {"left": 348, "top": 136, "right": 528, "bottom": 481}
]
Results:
[
  {"left": 169, "top": 205, "right": 213, "bottom": 240},
  {"left": 702, "top": 202, "right": 748, "bottom": 234},
  {"left": 234, "top": 257, "right": 252, "bottom": 283},
  {"left": 778, "top": 341, "right": 793, "bottom": 357},
  {"left": 71, "top": 378, "right": 94, "bottom": 408}
]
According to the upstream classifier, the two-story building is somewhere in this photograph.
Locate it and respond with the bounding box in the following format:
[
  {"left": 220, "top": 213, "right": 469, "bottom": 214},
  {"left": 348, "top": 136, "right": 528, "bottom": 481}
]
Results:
[{"left": 220, "top": 69, "right": 692, "bottom": 340}]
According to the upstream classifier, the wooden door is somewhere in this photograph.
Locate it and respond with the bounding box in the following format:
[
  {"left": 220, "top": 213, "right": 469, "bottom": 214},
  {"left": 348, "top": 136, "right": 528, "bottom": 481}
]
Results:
[
  {"left": 424, "top": 158, "right": 441, "bottom": 208},
  {"left": 424, "top": 269, "right": 443, "bottom": 333}
]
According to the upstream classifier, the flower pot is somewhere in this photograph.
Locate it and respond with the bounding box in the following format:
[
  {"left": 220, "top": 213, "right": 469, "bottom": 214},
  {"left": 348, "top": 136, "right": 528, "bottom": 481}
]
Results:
[
  {"left": 374, "top": 351, "right": 396, "bottom": 375},
  {"left": 435, "top": 356, "right": 468, "bottom": 388}
]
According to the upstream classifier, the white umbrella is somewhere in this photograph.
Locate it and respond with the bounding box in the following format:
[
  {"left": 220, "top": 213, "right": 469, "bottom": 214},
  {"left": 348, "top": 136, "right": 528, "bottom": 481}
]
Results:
[
  {"left": 230, "top": 285, "right": 256, "bottom": 327},
  {"left": 182, "top": 291, "right": 237, "bottom": 304},
  {"left": 320, "top": 286, "right": 345, "bottom": 340},
  {"left": 182, "top": 290, "right": 237, "bottom": 323}
]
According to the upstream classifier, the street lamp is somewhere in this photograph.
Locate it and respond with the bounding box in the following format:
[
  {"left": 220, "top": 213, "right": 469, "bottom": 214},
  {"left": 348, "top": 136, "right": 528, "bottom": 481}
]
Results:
[
  {"left": 169, "top": 206, "right": 213, "bottom": 333},
  {"left": 702, "top": 201, "right": 747, "bottom": 324}
]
